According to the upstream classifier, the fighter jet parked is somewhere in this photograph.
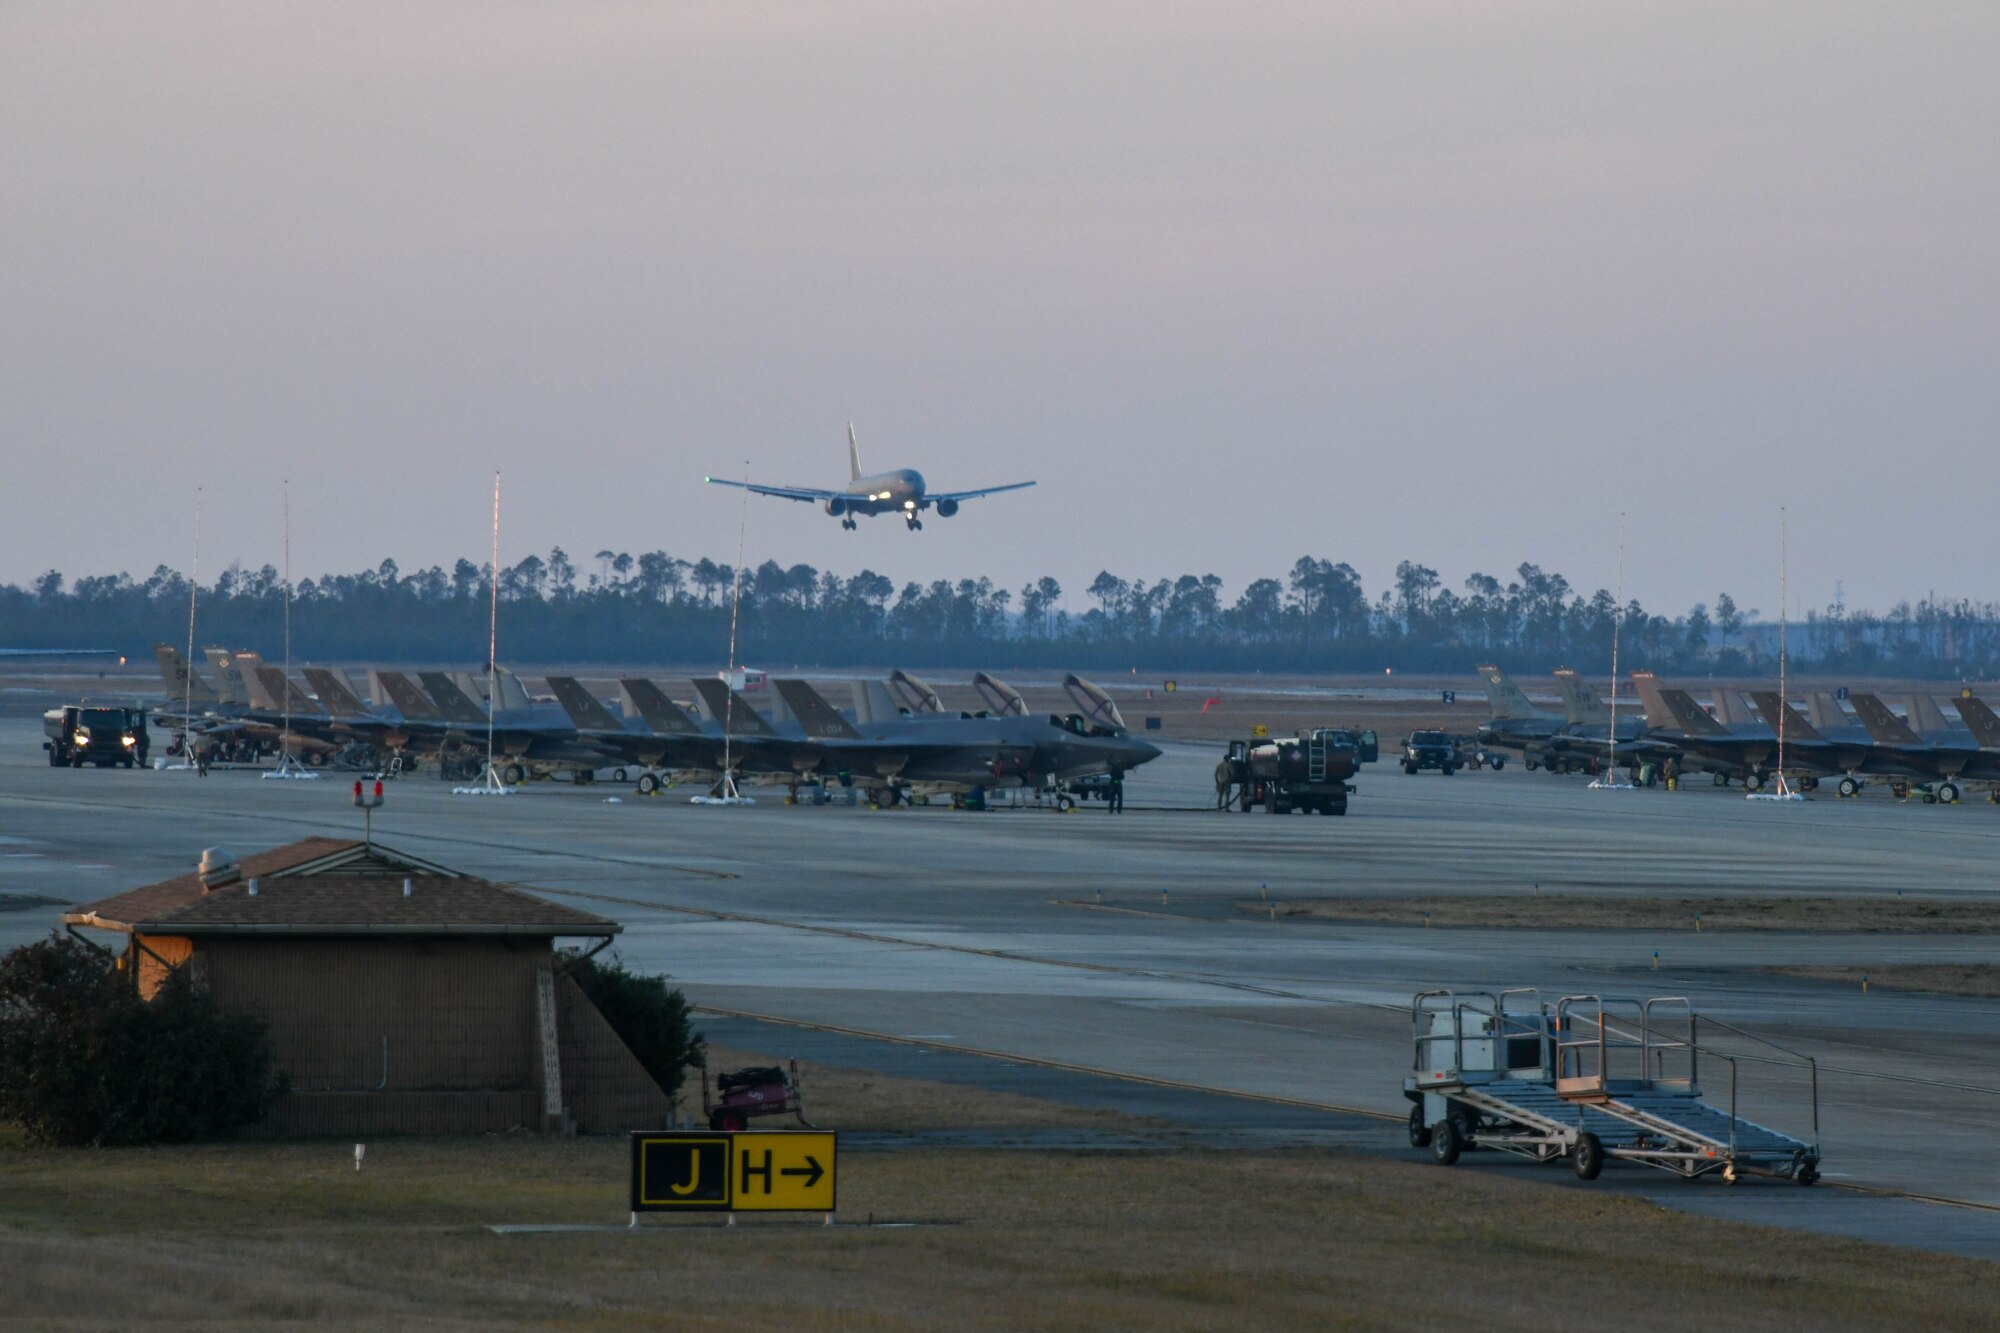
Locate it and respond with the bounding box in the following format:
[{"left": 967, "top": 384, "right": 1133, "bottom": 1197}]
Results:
[
  {"left": 705, "top": 424, "right": 1035, "bottom": 530},
  {"left": 1845, "top": 693, "right": 1999, "bottom": 802},
  {"left": 1472, "top": 664, "right": 1565, "bottom": 765}
]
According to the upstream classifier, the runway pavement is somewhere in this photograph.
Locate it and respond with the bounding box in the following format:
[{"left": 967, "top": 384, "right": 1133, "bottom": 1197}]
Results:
[{"left": 3, "top": 719, "right": 1998, "bottom": 1255}]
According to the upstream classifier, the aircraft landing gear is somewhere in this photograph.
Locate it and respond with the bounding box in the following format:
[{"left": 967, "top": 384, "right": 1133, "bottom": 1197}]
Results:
[
  {"left": 1837, "top": 776, "right": 1861, "bottom": 798},
  {"left": 841, "top": 518, "right": 856, "bottom": 530},
  {"left": 905, "top": 517, "right": 923, "bottom": 531}
]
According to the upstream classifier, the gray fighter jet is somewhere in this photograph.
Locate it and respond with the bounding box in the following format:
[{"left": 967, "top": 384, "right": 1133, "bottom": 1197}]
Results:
[{"left": 705, "top": 424, "right": 1035, "bottom": 530}]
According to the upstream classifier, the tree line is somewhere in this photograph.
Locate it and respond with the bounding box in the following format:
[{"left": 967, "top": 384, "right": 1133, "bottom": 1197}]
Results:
[{"left": 0, "top": 550, "right": 1988, "bottom": 676}]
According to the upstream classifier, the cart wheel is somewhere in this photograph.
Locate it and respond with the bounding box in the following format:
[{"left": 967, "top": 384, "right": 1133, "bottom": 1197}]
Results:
[
  {"left": 1430, "top": 1118, "right": 1462, "bottom": 1166},
  {"left": 1407, "top": 1104, "right": 1432, "bottom": 1149},
  {"left": 1572, "top": 1131, "right": 1604, "bottom": 1181}
]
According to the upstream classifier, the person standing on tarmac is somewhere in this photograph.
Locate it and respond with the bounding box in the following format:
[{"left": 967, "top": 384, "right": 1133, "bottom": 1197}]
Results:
[
  {"left": 1107, "top": 771, "right": 1125, "bottom": 813},
  {"left": 1662, "top": 754, "right": 1680, "bottom": 791}
]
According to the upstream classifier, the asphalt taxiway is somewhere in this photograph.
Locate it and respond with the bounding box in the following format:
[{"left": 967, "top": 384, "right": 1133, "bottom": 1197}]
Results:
[{"left": 3, "top": 720, "right": 1997, "bottom": 1255}]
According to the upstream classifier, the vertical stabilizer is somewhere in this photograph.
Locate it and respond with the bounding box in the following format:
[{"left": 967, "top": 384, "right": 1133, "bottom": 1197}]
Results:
[
  {"left": 1662, "top": 689, "right": 1729, "bottom": 738},
  {"left": 851, "top": 679, "right": 904, "bottom": 724},
  {"left": 419, "top": 672, "right": 492, "bottom": 726},
  {"left": 848, "top": 422, "right": 862, "bottom": 482},
  {"left": 1747, "top": 691, "right": 1822, "bottom": 742},
  {"left": 1715, "top": 689, "right": 1757, "bottom": 729},
  {"left": 303, "top": 667, "right": 373, "bottom": 719},
  {"left": 1551, "top": 669, "right": 1609, "bottom": 725},
  {"left": 691, "top": 678, "right": 780, "bottom": 737},
  {"left": 774, "top": 680, "right": 861, "bottom": 739},
  {"left": 1849, "top": 693, "right": 1923, "bottom": 746},
  {"left": 546, "top": 677, "right": 623, "bottom": 732},
  {"left": 1808, "top": 692, "right": 1851, "bottom": 733},
  {"left": 1475, "top": 665, "right": 1548, "bottom": 721},
  {"left": 1629, "top": 672, "right": 1677, "bottom": 732},
  {"left": 1903, "top": 694, "right": 1959, "bottom": 735},
  {"left": 1954, "top": 696, "right": 2000, "bottom": 748},
  {"left": 621, "top": 679, "right": 703, "bottom": 735},
  {"left": 204, "top": 648, "right": 253, "bottom": 706},
  {"left": 493, "top": 667, "right": 534, "bottom": 713},
  {"left": 376, "top": 672, "right": 443, "bottom": 722},
  {"left": 153, "top": 644, "right": 221, "bottom": 706}
]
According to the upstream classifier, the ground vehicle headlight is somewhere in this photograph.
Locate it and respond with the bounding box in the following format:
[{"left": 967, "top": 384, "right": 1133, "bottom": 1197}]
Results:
[
  {"left": 122, "top": 733, "right": 138, "bottom": 747},
  {"left": 73, "top": 729, "right": 90, "bottom": 746}
]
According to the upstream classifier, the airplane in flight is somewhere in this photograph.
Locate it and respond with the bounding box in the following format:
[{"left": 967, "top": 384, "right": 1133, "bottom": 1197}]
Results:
[{"left": 705, "top": 424, "right": 1035, "bottom": 530}]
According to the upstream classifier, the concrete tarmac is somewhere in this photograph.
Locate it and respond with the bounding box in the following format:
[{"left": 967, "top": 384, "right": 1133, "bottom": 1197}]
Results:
[{"left": 3, "top": 721, "right": 1998, "bottom": 1256}]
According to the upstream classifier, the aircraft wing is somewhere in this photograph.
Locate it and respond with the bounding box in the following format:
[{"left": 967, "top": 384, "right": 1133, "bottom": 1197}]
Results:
[
  {"left": 704, "top": 477, "right": 840, "bottom": 503},
  {"left": 929, "top": 481, "right": 1036, "bottom": 504}
]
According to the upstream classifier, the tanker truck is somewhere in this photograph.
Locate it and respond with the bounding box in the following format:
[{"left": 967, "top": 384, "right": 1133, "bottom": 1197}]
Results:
[{"left": 1214, "top": 727, "right": 1361, "bottom": 815}]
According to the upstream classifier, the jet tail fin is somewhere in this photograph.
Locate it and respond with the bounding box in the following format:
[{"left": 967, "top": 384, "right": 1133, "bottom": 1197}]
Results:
[
  {"left": 546, "top": 677, "right": 623, "bottom": 732},
  {"left": 492, "top": 666, "right": 534, "bottom": 712},
  {"left": 848, "top": 422, "right": 862, "bottom": 482},
  {"left": 376, "top": 671, "right": 443, "bottom": 722},
  {"left": 419, "top": 672, "right": 492, "bottom": 726},
  {"left": 620, "top": 679, "right": 702, "bottom": 735},
  {"left": 254, "top": 666, "right": 320, "bottom": 716},
  {"left": 1747, "top": 690, "right": 1822, "bottom": 742},
  {"left": 1552, "top": 668, "right": 1609, "bottom": 725},
  {"left": 774, "top": 679, "right": 861, "bottom": 739},
  {"left": 1629, "top": 672, "right": 1678, "bottom": 732},
  {"left": 691, "top": 677, "right": 780, "bottom": 737},
  {"left": 1954, "top": 696, "right": 2000, "bottom": 748},
  {"left": 1808, "top": 692, "right": 1849, "bottom": 732},
  {"left": 1848, "top": 693, "right": 1922, "bottom": 746},
  {"left": 204, "top": 648, "right": 254, "bottom": 706},
  {"left": 1475, "top": 665, "right": 1546, "bottom": 721},
  {"left": 1661, "top": 688, "right": 1729, "bottom": 738},
  {"left": 1904, "top": 694, "right": 1957, "bottom": 734},
  {"left": 153, "top": 644, "right": 221, "bottom": 706},
  {"left": 303, "top": 667, "right": 372, "bottom": 719},
  {"left": 1715, "top": 688, "right": 1757, "bottom": 729}
]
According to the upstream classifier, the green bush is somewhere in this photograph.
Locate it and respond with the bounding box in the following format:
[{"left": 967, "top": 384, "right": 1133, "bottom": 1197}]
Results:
[
  {"left": 563, "top": 952, "right": 704, "bottom": 1102},
  {"left": 0, "top": 934, "right": 282, "bottom": 1146}
]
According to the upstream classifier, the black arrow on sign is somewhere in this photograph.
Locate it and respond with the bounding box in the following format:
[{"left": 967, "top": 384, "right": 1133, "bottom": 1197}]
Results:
[{"left": 780, "top": 1156, "right": 824, "bottom": 1188}]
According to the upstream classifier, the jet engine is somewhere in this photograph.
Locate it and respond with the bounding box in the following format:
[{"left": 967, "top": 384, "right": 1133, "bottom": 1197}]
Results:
[
  {"left": 824, "top": 496, "right": 849, "bottom": 517},
  {"left": 934, "top": 498, "right": 959, "bottom": 517}
]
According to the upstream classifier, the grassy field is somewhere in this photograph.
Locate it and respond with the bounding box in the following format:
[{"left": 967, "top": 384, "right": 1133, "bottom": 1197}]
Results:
[
  {"left": 1773, "top": 964, "right": 2000, "bottom": 998},
  {"left": 7, "top": 1134, "right": 2000, "bottom": 1331},
  {"left": 1248, "top": 894, "right": 2000, "bottom": 933},
  {"left": 4, "top": 1049, "right": 1999, "bottom": 1330}
]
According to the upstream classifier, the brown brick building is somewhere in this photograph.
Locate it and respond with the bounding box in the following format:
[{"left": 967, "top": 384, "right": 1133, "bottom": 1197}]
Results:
[{"left": 65, "top": 838, "right": 675, "bottom": 1137}]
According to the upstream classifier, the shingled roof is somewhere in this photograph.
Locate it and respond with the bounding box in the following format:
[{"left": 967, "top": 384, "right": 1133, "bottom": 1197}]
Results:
[{"left": 65, "top": 838, "right": 618, "bottom": 938}]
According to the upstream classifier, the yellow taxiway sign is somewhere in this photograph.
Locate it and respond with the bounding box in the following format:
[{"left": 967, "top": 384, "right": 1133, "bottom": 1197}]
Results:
[{"left": 631, "top": 1132, "right": 836, "bottom": 1214}]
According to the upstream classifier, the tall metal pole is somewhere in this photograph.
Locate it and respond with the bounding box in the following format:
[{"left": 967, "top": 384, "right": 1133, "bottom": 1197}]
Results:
[
  {"left": 720, "top": 461, "right": 749, "bottom": 799},
  {"left": 185, "top": 488, "right": 201, "bottom": 768},
  {"left": 281, "top": 480, "right": 291, "bottom": 761},
  {"left": 1607, "top": 512, "right": 1625, "bottom": 783},
  {"left": 1777, "top": 506, "right": 1788, "bottom": 791},
  {"left": 488, "top": 471, "right": 501, "bottom": 781}
]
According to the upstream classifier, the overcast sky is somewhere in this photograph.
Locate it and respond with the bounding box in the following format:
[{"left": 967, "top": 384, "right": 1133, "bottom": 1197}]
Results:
[{"left": 3, "top": 1, "right": 1995, "bottom": 624}]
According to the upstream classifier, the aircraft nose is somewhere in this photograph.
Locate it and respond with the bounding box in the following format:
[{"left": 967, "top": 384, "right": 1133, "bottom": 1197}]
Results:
[{"left": 1124, "top": 737, "right": 1163, "bottom": 765}]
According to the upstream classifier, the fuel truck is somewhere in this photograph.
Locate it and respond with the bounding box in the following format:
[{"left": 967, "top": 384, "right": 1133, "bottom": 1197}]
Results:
[{"left": 1214, "top": 727, "right": 1369, "bottom": 815}]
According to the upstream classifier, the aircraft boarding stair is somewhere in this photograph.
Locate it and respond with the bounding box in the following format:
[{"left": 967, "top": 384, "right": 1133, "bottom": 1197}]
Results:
[{"left": 1403, "top": 990, "right": 1820, "bottom": 1184}]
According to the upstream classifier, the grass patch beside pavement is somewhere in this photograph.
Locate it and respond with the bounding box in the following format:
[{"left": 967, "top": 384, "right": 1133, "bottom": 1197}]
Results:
[
  {"left": 1247, "top": 894, "right": 2000, "bottom": 932},
  {"left": 1774, "top": 965, "right": 2000, "bottom": 998},
  {"left": 2, "top": 1136, "right": 1998, "bottom": 1331}
]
